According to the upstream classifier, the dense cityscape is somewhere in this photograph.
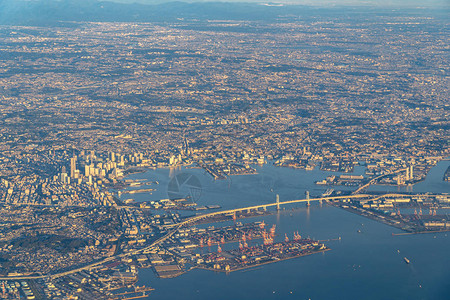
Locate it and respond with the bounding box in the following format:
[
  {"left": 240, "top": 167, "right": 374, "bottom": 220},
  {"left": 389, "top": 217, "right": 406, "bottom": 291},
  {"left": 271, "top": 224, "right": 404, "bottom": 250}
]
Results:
[{"left": 0, "top": 1, "right": 449, "bottom": 299}]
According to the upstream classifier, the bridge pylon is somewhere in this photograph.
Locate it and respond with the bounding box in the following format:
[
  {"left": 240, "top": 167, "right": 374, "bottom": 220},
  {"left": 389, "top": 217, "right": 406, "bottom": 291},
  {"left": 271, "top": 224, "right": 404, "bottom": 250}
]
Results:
[{"left": 276, "top": 194, "right": 280, "bottom": 210}]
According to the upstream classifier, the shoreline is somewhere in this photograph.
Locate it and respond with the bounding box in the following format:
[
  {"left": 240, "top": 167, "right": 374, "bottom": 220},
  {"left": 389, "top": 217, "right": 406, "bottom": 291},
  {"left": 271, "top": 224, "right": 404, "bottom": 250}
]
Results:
[
  {"left": 196, "top": 248, "right": 331, "bottom": 274},
  {"left": 328, "top": 202, "right": 450, "bottom": 234}
]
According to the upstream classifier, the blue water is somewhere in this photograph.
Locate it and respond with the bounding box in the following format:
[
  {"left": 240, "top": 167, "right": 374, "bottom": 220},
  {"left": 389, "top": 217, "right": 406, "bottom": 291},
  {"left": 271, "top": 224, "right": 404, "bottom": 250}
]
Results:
[
  {"left": 125, "top": 161, "right": 450, "bottom": 300},
  {"left": 121, "top": 163, "right": 363, "bottom": 209}
]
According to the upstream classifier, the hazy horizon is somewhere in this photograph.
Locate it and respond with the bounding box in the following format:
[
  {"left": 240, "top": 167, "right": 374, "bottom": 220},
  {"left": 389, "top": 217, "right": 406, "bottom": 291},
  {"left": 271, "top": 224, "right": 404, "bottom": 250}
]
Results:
[{"left": 111, "top": 0, "right": 449, "bottom": 8}]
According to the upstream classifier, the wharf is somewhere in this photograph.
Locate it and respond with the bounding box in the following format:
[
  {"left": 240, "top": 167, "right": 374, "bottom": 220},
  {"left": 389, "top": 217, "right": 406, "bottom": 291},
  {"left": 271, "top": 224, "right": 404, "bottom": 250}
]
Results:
[
  {"left": 110, "top": 286, "right": 154, "bottom": 300},
  {"left": 329, "top": 202, "right": 450, "bottom": 234},
  {"left": 120, "top": 188, "right": 155, "bottom": 195},
  {"left": 153, "top": 265, "right": 184, "bottom": 278},
  {"left": 195, "top": 239, "right": 329, "bottom": 273},
  {"left": 198, "top": 248, "right": 330, "bottom": 273},
  {"left": 392, "top": 229, "right": 450, "bottom": 236}
]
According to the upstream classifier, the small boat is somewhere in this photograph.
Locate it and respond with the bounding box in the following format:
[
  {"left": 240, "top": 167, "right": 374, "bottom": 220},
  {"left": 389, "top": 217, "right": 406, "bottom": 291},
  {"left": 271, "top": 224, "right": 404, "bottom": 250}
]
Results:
[{"left": 404, "top": 257, "right": 410, "bottom": 264}]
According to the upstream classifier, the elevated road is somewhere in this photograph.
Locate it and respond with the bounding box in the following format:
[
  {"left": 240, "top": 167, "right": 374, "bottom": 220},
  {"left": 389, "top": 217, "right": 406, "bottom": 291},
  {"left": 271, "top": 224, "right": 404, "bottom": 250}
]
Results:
[
  {"left": 352, "top": 168, "right": 406, "bottom": 195},
  {"left": 0, "top": 223, "right": 183, "bottom": 281},
  {"left": 169, "top": 193, "right": 418, "bottom": 228}
]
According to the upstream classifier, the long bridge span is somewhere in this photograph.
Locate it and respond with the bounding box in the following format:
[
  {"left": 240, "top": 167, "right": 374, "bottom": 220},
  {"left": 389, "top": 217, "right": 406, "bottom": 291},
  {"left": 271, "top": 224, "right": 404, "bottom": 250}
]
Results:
[{"left": 170, "top": 193, "right": 416, "bottom": 228}]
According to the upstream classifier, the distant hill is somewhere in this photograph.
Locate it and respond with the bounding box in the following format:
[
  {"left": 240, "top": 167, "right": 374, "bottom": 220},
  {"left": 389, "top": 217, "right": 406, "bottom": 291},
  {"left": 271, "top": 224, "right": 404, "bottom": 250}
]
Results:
[
  {"left": 0, "top": 0, "right": 447, "bottom": 26},
  {"left": 0, "top": 0, "right": 313, "bottom": 25}
]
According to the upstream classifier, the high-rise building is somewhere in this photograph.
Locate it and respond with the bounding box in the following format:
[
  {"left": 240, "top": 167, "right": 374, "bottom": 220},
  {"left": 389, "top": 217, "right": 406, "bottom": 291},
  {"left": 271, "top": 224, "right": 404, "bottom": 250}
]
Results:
[
  {"left": 84, "top": 165, "right": 90, "bottom": 177},
  {"left": 59, "top": 172, "right": 68, "bottom": 184},
  {"left": 70, "top": 156, "right": 77, "bottom": 178}
]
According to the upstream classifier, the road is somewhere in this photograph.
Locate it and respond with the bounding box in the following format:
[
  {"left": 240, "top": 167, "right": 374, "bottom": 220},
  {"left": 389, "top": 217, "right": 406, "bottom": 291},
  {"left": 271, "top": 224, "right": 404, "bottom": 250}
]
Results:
[{"left": 352, "top": 168, "right": 406, "bottom": 194}]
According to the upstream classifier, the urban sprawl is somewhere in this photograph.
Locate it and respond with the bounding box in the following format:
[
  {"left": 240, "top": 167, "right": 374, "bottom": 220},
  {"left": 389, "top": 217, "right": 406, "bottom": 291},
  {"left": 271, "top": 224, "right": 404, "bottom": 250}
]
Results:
[{"left": 0, "top": 11, "right": 449, "bottom": 300}]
